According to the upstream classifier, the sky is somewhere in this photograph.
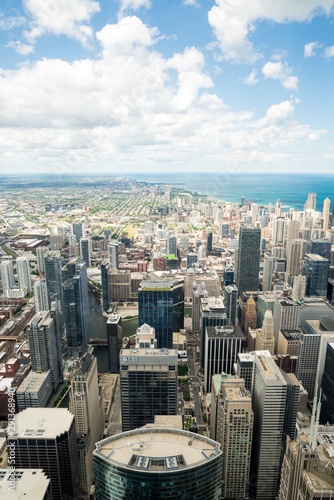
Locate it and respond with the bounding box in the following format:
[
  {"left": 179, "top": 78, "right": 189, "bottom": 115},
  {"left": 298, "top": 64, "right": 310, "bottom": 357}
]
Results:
[{"left": 0, "top": 0, "right": 334, "bottom": 176}]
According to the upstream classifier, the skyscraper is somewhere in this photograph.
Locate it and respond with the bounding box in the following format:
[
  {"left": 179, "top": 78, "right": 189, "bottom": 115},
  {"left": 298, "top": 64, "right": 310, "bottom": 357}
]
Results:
[
  {"left": 210, "top": 374, "right": 253, "bottom": 500},
  {"left": 108, "top": 240, "right": 119, "bottom": 270},
  {"left": 273, "top": 298, "right": 300, "bottom": 348},
  {"left": 44, "top": 250, "right": 63, "bottom": 316},
  {"left": 107, "top": 313, "right": 122, "bottom": 373},
  {"left": 36, "top": 246, "right": 48, "bottom": 275},
  {"left": 272, "top": 216, "right": 287, "bottom": 246},
  {"left": 69, "top": 349, "right": 104, "bottom": 496},
  {"left": 255, "top": 309, "right": 275, "bottom": 354},
  {"left": 72, "top": 221, "right": 85, "bottom": 241},
  {"left": 93, "top": 428, "right": 223, "bottom": 500},
  {"left": 33, "top": 279, "right": 49, "bottom": 312},
  {"left": 120, "top": 324, "right": 178, "bottom": 431},
  {"left": 62, "top": 257, "right": 90, "bottom": 355},
  {"left": 304, "top": 192, "right": 317, "bottom": 211},
  {"left": 25, "top": 310, "right": 63, "bottom": 392},
  {"left": 291, "top": 274, "right": 306, "bottom": 301},
  {"left": 166, "top": 234, "right": 177, "bottom": 256},
  {"left": 16, "top": 256, "right": 32, "bottom": 295},
  {"left": 138, "top": 280, "right": 184, "bottom": 349},
  {"left": 10, "top": 408, "right": 80, "bottom": 499},
  {"left": 100, "top": 260, "right": 110, "bottom": 311},
  {"left": 235, "top": 226, "right": 261, "bottom": 295},
  {"left": 200, "top": 295, "right": 227, "bottom": 369},
  {"left": 262, "top": 253, "right": 275, "bottom": 291},
  {"left": 304, "top": 253, "right": 330, "bottom": 297},
  {"left": 79, "top": 237, "right": 91, "bottom": 267},
  {"left": 322, "top": 196, "right": 331, "bottom": 231},
  {"left": 0, "top": 259, "right": 15, "bottom": 296},
  {"left": 252, "top": 354, "right": 287, "bottom": 500},
  {"left": 320, "top": 342, "right": 334, "bottom": 424}
]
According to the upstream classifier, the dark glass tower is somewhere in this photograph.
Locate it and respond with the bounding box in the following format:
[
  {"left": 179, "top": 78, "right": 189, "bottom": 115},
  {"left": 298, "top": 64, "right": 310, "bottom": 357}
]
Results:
[
  {"left": 138, "top": 280, "right": 184, "bottom": 349},
  {"left": 62, "top": 257, "right": 90, "bottom": 355},
  {"left": 100, "top": 260, "right": 110, "bottom": 311},
  {"left": 44, "top": 250, "right": 64, "bottom": 337},
  {"left": 235, "top": 226, "right": 261, "bottom": 295},
  {"left": 320, "top": 342, "right": 334, "bottom": 424},
  {"left": 303, "top": 253, "right": 330, "bottom": 297}
]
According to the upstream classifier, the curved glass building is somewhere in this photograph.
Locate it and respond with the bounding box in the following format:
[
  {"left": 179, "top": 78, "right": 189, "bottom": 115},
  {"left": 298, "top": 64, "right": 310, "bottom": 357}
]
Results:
[{"left": 93, "top": 427, "right": 222, "bottom": 499}]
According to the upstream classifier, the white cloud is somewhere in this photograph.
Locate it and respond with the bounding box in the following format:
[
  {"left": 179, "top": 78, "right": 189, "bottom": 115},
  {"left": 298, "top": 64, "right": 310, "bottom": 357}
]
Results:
[
  {"left": 23, "top": 0, "right": 100, "bottom": 46},
  {"left": 241, "top": 68, "right": 258, "bottom": 85},
  {"left": 262, "top": 61, "right": 299, "bottom": 90},
  {"left": 324, "top": 45, "right": 334, "bottom": 57},
  {"left": 0, "top": 14, "right": 26, "bottom": 30},
  {"left": 0, "top": 16, "right": 326, "bottom": 173},
  {"left": 6, "top": 40, "right": 35, "bottom": 55},
  {"left": 304, "top": 41, "right": 322, "bottom": 57},
  {"left": 208, "top": 0, "right": 334, "bottom": 63},
  {"left": 183, "top": 0, "right": 200, "bottom": 7},
  {"left": 118, "top": 0, "right": 151, "bottom": 18}
]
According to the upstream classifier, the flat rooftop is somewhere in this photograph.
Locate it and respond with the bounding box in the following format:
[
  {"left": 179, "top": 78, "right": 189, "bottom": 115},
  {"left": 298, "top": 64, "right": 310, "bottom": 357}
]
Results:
[
  {"left": 94, "top": 428, "right": 221, "bottom": 471},
  {"left": 12, "top": 408, "right": 74, "bottom": 438},
  {"left": 0, "top": 469, "right": 50, "bottom": 499}
]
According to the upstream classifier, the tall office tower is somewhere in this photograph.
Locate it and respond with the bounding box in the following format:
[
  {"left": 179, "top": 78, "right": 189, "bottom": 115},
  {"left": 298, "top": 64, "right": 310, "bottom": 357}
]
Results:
[
  {"left": 251, "top": 202, "right": 259, "bottom": 224},
  {"left": 100, "top": 260, "right": 110, "bottom": 311},
  {"left": 320, "top": 342, "right": 334, "bottom": 424},
  {"left": 262, "top": 253, "right": 275, "bottom": 291},
  {"left": 235, "top": 226, "right": 261, "bottom": 295},
  {"left": 210, "top": 374, "right": 253, "bottom": 500},
  {"left": 272, "top": 216, "right": 287, "bottom": 246},
  {"left": 304, "top": 192, "right": 317, "bottom": 211},
  {"left": 16, "top": 256, "right": 32, "bottom": 295},
  {"left": 322, "top": 196, "right": 331, "bottom": 230},
  {"left": 192, "top": 283, "right": 206, "bottom": 335},
  {"left": 286, "top": 220, "right": 300, "bottom": 242},
  {"left": 79, "top": 237, "right": 91, "bottom": 267},
  {"left": 25, "top": 311, "right": 63, "bottom": 391},
  {"left": 44, "top": 250, "right": 63, "bottom": 310},
  {"left": 291, "top": 274, "right": 306, "bottom": 301},
  {"left": 310, "top": 238, "right": 332, "bottom": 260},
  {"left": 69, "top": 349, "right": 104, "bottom": 497},
  {"left": 204, "top": 325, "right": 246, "bottom": 393},
  {"left": 36, "top": 246, "right": 48, "bottom": 275},
  {"left": 72, "top": 221, "right": 85, "bottom": 241},
  {"left": 62, "top": 257, "right": 90, "bottom": 355},
  {"left": 200, "top": 296, "right": 227, "bottom": 369},
  {"left": 138, "top": 280, "right": 184, "bottom": 349},
  {"left": 279, "top": 425, "right": 334, "bottom": 500},
  {"left": 304, "top": 253, "right": 330, "bottom": 297},
  {"left": 255, "top": 310, "right": 275, "bottom": 354},
  {"left": 0, "top": 259, "right": 15, "bottom": 296},
  {"left": 33, "top": 279, "right": 48, "bottom": 312},
  {"left": 94, "top": 428, "right": 223, "bottom": 500},
  {"left": 0, "top": 469, "right": 52, "bottom": 499},
  {"left": 286, "top": 238, "right": 309, "bottom": 276},
  {"left": 179, "top": 233, "right": 189, "bottom": 250},
  {"left": 296, "top": 327, "right": 321, "bottom": 400},
  {"left": 252, "top": 354, "right": 287, "bottom": 500},
  {"left": 49, "top": 228, "right": 63, "bottom": 251},
  {"left": 221, "top": 222, "right": 230, "bottom": 238},
  {"left": 186, "top": 252, "right": 197, "bottom": 268},
  {"left": 256, "top": 292, "right": 276, "bottom": 328},
  {"left": 107, "top": 314, "right": 122, "bottom": 373},
  {"left": 224, "top": 284, "right": 238, "bottom": 326},
  {"left": 207, "top": 231, "right": 213, "bottom": 251},
  {"left": 166, "top": 234, "right": 177, "bottom": 256},
  {"left": 10, "top": 408, "right": 80, "bottom": 499},
  {"left": 241, "top": 294, "right": 257, "bottom": 341},
  {"left": 120, "top": 324, "right": 178, "bottom": 431},
  {"left": 331, "top": 205, "right": 334, "bottom": 229},
  {"left": 198, "top": 244, "right": 206, "bottom": 261},
  {"left": 108, "top": 240, "right": 119, "bottom": 269},
  {"left": 273, "top": 298, "right": 300, "bottom": 349},
  {"left": 275, "top": 199, "right": 282, "bottom": 216}
]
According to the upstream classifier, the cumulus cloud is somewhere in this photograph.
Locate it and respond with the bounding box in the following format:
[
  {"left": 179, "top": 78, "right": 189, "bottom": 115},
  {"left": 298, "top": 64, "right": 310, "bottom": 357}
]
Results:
[
  {"left": 6, "top": 40, "right": 35, "bottom": 55},
  {"left": 324, "top": 45, "right": 334, "bottom": 57},
  {"left": 183, "top": 0, "right": 200, "bottom": 7},
  {"left": 23, "top": 0, "right": 100, "bottom": 46},
  {"left": 304, "top": 41, "right": 322, "bottom": 57},
  {"left": 262, "top": 61, "right": 299, "bottom": 90},
  {"left": 0, "top": 14, "right": 26, "bottom": 30},
  {"left": 241, "top": 68, "right": 258, "bottom": 85},
  {"left": 208, "top": 0, "right": 334, "bottom": 63},
  {"left": 118, "top": 0, "right": 151, "bottom": 18}
]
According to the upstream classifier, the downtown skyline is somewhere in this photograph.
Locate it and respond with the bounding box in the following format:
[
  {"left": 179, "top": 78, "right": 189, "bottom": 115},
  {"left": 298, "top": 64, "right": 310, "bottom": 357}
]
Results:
[{"left": 0, "top": 0, "right": 334, "bottom": 174}]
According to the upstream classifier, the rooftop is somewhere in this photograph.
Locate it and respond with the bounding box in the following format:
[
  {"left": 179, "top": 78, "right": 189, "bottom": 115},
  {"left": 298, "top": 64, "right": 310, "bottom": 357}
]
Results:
[
  {"left": 11, "top": 408, "right": 74, "bottom": 438},
  {"left": 0, "top": 469, "right": 50, "bottom": 500}
]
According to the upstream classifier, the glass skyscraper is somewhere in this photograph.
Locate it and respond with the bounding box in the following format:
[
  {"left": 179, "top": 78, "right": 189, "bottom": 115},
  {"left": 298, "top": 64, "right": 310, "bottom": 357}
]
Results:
[{"left": 235, "top": 226, "right": 261, "bottom": 295}]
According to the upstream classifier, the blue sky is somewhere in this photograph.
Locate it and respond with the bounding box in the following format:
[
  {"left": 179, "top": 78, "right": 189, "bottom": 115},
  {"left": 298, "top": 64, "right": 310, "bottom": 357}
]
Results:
[{"left": 0, "top": 0, "right": 334, "bottom": 175}]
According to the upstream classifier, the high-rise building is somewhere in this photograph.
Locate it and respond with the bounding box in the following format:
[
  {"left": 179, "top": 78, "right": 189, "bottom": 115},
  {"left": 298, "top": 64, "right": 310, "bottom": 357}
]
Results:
[
  {"left": 255, "top": 309, "right": 275, "bottom": 354},
  {"left": 33, "top": 279, "right": 48, "bottom": 312},
  {"left": 235, "top": 226, "right": 261, "bottom": 295},
  {"left": 44, "top": 251, "right": 64, "bottom": 334},
  {"left": 210, "top": 374, "right": 253, "bottom": 500},
  {"left": 93, "top": 428, "right": 223, "bottom": 500},
  {"left": 109, "top": 269, "right": 131, "bottom": 300},
  {"left": 304, "top": 253, "right": 330, "bottom": 297},
  {"left": 69, "top": 349, "right": 104, "bottom": 497},
  {"left": 25, "top": 310, "right": 63, "bottom": 392},
  {"left": 107, "top": 314, "right": 122, "bottom": 373},
  {"left": 0, "top": 469, "right": 52, "bottom": 499},
  {"left": 36, "top": 246, "right": 48, "bottom": 275},
  {"left": 108, "top": 240, "right": 119, "bottom": 270},
  {"left": 320, "top": 342, "right": 334, "bottom": 424},
  {"left": 286, "top": 220, "right": 300, "bottom": 242},
  {"left": 291, "top": 274, "right": 306, "bottom": 301},
  {"left": 286, "top": 238, "right": 309, "bottom": 276},
  {"left": 138, "top": 280, "right": 184, "bottom": 349},
  {"left": 304, "top": 192, "right": 317, "bottom": 211},
  {"left": 200, "top": 295, "right": 227, "bottom": 368},
  {"left": 272, "top": 216, "right": 287, "bottom": 246},
  {"left": 79, "top": 237, "right": 91, "bottom": 267},
  {"left": 252, "top": 354, "right": 287, "bottom": 500},
  {"left": 100, "top": 260, "right": 110, "bottom": 311},
  {"left": 62, "top": 257, "right": 90, "bottom": 355},
  {"left": 310, "top": 238, "right": 332, "bottom": 260},
  {"left": 207, "top": 231, "right": 213, "bottom": 252},
  {"left": 9, "top": 408, "right": 80, "bottom": 499},
  {"left": 204, "top": 325, "right": 246, "bottom": 393},
  {"left": 0, "top": 259, "right": 15, "bottom": 296},
  {"left": 223, "top": 284, "right": 238, "bottom": 326},
  {"left": 262, "top": 253, "right": 275, "bottom": 292},
  {"left": 166, "top": 234, "right": 177, "bottom": 256},
  {"left": 120, "top": 324, "right": 178, "bottom": 431},
  {"left": 72, "top": 221, "right": 85, "bottom": 241},
  {"left": 296, "top": 325, "right": 321, "bottom": 400},
  {"left": 16, "top": 256, "right": 32, "bottom": 295},
  {"left": 273, "top": 298, "right": 300, "bottom": 348}
]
